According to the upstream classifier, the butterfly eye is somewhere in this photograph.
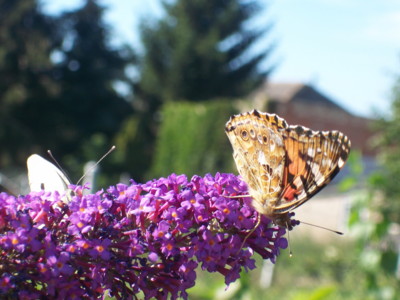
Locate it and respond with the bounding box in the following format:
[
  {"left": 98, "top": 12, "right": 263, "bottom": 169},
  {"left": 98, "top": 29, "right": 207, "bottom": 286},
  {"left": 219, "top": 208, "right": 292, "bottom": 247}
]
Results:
[
  {"left": 263, "top": 135, "right": 268, "bottom": 143},
  {"left": 240, "top": 130, "right": 249, "bottom": 140}
]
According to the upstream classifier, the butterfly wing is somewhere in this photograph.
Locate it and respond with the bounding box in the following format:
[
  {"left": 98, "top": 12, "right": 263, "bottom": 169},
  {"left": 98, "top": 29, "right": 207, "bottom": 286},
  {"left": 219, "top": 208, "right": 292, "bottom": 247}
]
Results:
[
  {"left": 27, "top": 154, "right": 71, "bottom": 193},
  {"left": 226, "top": 110, "right": 351, "bottom": 219},
  {"left": 273, "top": 124, "right": 351, "bottom": 213},
  {"left": 225, "top": 110, "right": 288, "bottom": 215}
]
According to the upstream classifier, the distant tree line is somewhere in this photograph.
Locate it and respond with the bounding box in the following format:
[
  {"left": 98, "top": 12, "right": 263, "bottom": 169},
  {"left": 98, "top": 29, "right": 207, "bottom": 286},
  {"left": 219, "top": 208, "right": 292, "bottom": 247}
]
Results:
[{"left": 0, "top": 0, "right": 274, "bottom": 186}]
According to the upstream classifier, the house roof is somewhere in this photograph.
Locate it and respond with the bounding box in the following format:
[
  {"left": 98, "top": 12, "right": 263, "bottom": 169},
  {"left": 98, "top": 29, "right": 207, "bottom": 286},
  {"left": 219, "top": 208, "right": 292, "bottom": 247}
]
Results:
[
  {"left": 247, "top": 81, "right": 376, "bottom": 156},
  {"left": 253, "top": 81, "right": 350, "bottom": 115},
  {"left": 261, "top": 82, "right": 305, "bottom": 103}
]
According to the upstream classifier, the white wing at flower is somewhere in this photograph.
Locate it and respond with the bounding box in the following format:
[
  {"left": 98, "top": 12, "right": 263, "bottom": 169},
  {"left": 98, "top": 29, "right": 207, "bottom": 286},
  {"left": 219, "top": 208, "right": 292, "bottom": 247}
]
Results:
[{"left": 27, "top": 154, "right": 70, "bottom": 194}]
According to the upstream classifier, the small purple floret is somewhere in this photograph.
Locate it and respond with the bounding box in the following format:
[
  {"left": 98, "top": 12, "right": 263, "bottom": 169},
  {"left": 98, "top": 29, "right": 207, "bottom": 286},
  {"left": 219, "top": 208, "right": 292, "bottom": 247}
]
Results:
[{"left": 0, "top": 173, "right": 295, "bottom": 299}]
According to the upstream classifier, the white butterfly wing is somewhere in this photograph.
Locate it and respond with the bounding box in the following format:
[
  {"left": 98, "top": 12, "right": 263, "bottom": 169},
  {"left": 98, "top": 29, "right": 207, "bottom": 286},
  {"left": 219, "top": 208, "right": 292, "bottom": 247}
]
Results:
[{"left": 27, "top": 154, "right": 71, "bottom": 193}]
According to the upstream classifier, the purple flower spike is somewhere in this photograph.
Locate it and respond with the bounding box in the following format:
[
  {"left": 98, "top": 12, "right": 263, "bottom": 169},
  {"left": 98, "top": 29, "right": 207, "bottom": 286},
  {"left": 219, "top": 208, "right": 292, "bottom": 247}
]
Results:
[{"left": 0, "top": 173, "right": 295, "bottom": 299}]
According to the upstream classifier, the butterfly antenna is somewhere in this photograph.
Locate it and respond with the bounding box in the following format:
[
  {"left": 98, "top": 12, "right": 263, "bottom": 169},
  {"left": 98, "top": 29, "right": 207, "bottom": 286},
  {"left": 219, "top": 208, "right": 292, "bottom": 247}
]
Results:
[
  {"left": 76, "top": 145, "right": 116, "bottom": 185},
  {"left": 47, "top": 150, "right": 73, "bottom": 183},
  {"left": 299, "top": 221, "right": 343, "bottom": 235},
  {"left": 236, "top": 213, "right": 261, "bottom": 255}
]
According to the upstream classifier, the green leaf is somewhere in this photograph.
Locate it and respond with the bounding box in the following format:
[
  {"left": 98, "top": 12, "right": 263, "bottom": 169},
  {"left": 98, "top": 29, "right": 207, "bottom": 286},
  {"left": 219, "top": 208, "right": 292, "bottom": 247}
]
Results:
[{"left": 292, "top": 286, "right": 336, "bottom": 300}]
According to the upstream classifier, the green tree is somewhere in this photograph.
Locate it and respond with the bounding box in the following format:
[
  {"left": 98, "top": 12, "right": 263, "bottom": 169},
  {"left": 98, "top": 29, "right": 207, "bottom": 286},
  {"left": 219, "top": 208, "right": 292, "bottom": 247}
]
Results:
[
  {"left": 124, "top": 0, "right": 274, "bottom": 181},
  {"left": 136, "top": 0, "right": 274, "bottom": 109},
  {"left": 373, "top": 76, "right": 400, "bottom": 222},
  {"left": 52, "top": 0, "right": 135, "bottom": 180},
  {"left": 0, "top": 0, "right": 135, "bottom": 187},
  {"left": 149, "top": 100, "right": 235, "bottom": 178},
  {"left": 0, "top": 0, "right": 59, "bottom": 167},
  {"left": 347, "top": 74, "right": 400, "bottom": 299}
]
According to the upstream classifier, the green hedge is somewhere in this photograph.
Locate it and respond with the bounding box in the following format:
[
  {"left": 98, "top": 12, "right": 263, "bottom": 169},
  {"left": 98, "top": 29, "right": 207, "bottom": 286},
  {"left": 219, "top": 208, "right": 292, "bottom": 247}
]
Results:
[{"left": 150, "top": 100, "right": 237, "bottom": 178}]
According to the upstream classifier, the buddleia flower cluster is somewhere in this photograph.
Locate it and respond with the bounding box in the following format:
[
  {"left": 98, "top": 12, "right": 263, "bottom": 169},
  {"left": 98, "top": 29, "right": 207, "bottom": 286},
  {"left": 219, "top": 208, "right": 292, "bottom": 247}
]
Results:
[{"left": 0, "top": 173, "right": 294, "bottom": 299}]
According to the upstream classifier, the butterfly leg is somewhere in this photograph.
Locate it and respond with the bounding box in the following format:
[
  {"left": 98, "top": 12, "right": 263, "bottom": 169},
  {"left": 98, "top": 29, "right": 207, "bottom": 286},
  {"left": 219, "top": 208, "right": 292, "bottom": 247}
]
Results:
[{"left": 236, "top": 213, "right": 261, "bottom": 254}]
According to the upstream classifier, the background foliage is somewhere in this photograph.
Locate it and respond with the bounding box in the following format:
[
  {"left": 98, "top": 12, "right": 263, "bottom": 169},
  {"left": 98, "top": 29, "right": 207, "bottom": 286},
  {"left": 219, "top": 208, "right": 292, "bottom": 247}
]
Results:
[
  {"left": 131, "top": 0, "right": 274, "bottom": 182},
  {"left": 1, "top": 0, "right": 400, "bottom": 298},
  {"left": 150, "top": 100, "right": 236, "bottom": 178},
  {"left": 0, "top": 0, "right": 274, "bottom": 188},
  {"left": 135, "top": 0, "right": 274, "bottom": 108},
  {"left": 0, "top": 0, "right": 134, "bottom": 186},
  {"left": 0, "top": 0, "right": 58, "bottom": 165},
  {"left": 187, "top": 149, "right": 399, "bottom": 300},
  {"left": 344, "top": 75, "right": 400, "bottom": 299}
]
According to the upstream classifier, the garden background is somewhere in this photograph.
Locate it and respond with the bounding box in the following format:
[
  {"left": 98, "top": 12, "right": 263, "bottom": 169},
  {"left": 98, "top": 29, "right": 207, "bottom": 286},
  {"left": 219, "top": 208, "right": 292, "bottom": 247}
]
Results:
[{"left": 1, "top": 0, "right": 399, "bottom": 299}]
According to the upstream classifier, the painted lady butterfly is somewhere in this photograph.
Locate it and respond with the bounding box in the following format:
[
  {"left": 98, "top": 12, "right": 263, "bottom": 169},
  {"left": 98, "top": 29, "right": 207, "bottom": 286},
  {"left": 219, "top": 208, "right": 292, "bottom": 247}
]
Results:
[{"left": 225, "top": 110, "right": 351, "bottom": 229}]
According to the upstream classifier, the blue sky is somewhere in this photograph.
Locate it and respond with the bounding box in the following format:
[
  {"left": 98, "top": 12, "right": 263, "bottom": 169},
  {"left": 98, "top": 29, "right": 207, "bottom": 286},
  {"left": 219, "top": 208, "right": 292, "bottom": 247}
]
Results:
[{"left": 42, "top": 0, "right": 400, "bottom": 118}]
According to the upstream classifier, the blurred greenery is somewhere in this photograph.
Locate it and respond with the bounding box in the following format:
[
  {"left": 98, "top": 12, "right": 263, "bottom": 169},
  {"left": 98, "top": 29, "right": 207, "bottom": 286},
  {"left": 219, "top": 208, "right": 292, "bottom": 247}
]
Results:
[
  {"left": 2, "top": 0, "right": 400, "bottom": 298},
  {"left": 149, "top": 100, "right": 236, "bottom": 178},
  {"left": 187, "top": 147, "right": 400, "bottom": 300},
  {"left": 0, "top": 0, "right": 59, "bottom": 165},
  {"left": 371, "top": 75, "right": 400, "bottom": 224},
  {"left": 187, "top": 226, "right": 398, "bottom": 300},
  {"left": 0, "top": 0, "right": 134, "bottom": 187},
  {"left": 134, "top": 62, "right": 400, "bottom": 297},
  {"left": 135, "top": 0, "right": 274, "bottom": 108},
  {"left": 131, "top": 0, "right": 274, "bottom": 182},
  {"left": 0, "top": 0, "right": 273, "bottom": 189},
  {"left": 344, "top": 73, "right": 400, "bottom": 298},
  {"left": 188, "top": 239, "right": 372, "bottom": 300}
]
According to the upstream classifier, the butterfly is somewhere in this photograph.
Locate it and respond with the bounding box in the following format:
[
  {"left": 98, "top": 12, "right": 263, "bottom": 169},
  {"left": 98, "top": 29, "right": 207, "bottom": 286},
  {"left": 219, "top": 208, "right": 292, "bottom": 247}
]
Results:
[
  {"left": 225, "top": 109, "right": 351, "bottom": 229},
  {"left": 26, "top": 146, "right": 115, "bottom": 199},
  {"left": 27, "top": 154, "right": 71, "bottom": 196}
]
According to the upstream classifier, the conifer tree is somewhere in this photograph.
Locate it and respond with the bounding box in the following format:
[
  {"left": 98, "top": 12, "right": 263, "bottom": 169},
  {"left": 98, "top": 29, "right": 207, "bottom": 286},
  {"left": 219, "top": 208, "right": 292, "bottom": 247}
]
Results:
[
  {"left": 0, "top": 0, "right": 59, "bottom": 166},
  {"left": 0, "top": 0, "right": 135, "bottom": 185},
  {"left": 135, "top": 0, "right": 274, "bottom": 109},
  {"left": 53, "top": 0, "right": 135, "bottom": 163},
  {"left": 126, "top": 0, "right": 274, "bottom": 181}
]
